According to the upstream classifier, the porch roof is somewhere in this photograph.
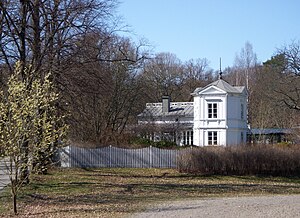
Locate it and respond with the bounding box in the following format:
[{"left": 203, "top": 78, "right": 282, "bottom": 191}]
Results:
[{"left": 250, "top": 128, "right": 291, "bottom": 135}]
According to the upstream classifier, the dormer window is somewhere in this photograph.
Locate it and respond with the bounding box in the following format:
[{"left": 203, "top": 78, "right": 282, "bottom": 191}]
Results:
[{"left": 208, "top": 103, "right": 217, "bottom": 118}]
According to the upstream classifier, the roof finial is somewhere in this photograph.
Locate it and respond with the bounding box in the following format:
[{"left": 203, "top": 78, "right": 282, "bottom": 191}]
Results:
[{"left": 219, "top": 57, "right": 223, "bottom": 80}]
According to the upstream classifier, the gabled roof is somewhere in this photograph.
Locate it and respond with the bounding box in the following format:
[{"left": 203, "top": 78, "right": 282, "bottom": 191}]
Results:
[
  {"left": 192, "top": 79, "right": 246, "bottom": 95},
  {"left": 209, "top": 79, "right": 245, "bottom": 93}
]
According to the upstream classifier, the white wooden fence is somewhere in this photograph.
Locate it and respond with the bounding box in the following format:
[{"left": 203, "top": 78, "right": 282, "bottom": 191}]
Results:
[{"left": 60, "top": 146, "right": 184, "bottom": 168}]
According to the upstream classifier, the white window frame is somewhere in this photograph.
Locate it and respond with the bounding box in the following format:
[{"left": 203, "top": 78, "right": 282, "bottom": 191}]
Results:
[
  {"left": 182, "top": 130, "right": 194, "bottom": 146},
  {"left": 208, "top": 103, "right": 218, "bottom": 118},
  {"left": 208, "top": 131, "right": 218, "bottom": 145}
]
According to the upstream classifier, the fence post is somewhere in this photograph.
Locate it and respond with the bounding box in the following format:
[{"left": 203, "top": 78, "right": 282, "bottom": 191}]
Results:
[
  {"left": 60, "top": 146, "right": 70, "bottom": 168},
  {"left": 149, "top": 146, "right": 152, "bottom": 168},
  {"left": 109, "top": 145, "right": 112, "bottom": 168}
]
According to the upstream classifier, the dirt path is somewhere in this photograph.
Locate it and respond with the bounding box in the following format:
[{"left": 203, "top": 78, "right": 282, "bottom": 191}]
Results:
[{"left": 130, "top": 195, "right": 300, "bottom": 218}]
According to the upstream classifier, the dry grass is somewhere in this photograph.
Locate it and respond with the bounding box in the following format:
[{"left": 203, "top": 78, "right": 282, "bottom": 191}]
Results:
[{"left": 0, "top": 167, "right": 300, "bottom": 217}]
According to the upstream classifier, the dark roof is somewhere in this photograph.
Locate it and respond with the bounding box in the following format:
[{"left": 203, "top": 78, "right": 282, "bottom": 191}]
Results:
[
  {"left": 250, "top": 128, "right": 291, "bottom": 135},
  {"left": 138, "top": 102, "right": 194, "bottom": 118}
]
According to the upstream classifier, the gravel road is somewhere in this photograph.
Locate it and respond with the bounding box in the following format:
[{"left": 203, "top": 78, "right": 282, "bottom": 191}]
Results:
[{"left": 130, "top": 195, "right": 300, "bottom": 218}]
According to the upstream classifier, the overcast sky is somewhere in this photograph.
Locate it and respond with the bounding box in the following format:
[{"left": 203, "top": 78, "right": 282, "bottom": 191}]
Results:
[{"left": 117, "top": 0, "right": 300, "bottom": 70}]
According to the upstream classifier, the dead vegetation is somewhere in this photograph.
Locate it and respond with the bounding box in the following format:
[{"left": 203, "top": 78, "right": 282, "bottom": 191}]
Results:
[
  {"left": 178, "top": 144, "right": 300, "bottom": 176},
  {"left": 0, "top": 167, "right": 300, "bottom": 217}
]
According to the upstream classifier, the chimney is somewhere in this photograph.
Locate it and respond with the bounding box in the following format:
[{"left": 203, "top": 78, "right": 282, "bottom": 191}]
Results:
[{"left": 162, "top": 96, "right": 170, "bottom": 113}]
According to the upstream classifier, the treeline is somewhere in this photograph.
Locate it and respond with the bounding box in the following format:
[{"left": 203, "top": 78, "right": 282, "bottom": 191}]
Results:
[
  {"left": 0, "top": 1, "right": 299, "bottom": 146},
  {"left": 223, "top": 43, "right": 300, "bottom": 132}
]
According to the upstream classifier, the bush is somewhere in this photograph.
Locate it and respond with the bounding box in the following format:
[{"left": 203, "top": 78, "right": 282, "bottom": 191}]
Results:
[
  {"left": 130, "top": 137, "right": 178, "bottom": 148},
  {"left": 154, "top": 140, "right": 177, "bottom": 148},
  {"left": 178, "top": 145, "right": 300, "bottom": 177},
  {"left": 130, "top": 137, "right": 153, "bottom": 146}
]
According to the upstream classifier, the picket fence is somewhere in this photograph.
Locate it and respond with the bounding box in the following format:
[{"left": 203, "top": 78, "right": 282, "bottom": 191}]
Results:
[{"left": 60, "top": 146, "right": 188, "bottom": 169}]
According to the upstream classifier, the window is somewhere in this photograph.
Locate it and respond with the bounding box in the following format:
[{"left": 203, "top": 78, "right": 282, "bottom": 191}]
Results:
[
  {"left": 182, "top": 131, "right": 194, "bottom": 146},
  {"left": 208, "top": 103, "right": 217, "bottom": 118},
  {"left": 241, "top": 104, "right": 244, "bottom": 119},
  {"left": 208, "top": 131, "right": 217, "bottom": 145},
  {"left": 241, "top": 132, "right": 244, "bottom": 143}
]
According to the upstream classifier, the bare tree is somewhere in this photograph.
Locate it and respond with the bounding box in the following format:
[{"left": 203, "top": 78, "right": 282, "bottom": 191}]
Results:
[
  {"left": 234, "top": 41, "right": 258, "bottom": 88},
  {"left": 275, "top": 41, "right": 300, "bottom": 111},
  {"left": 184, "top": 58, "right": 209, "bottom": 80},
  {"left": 0, "top": 0, "right": 119, "bottom": 179},
  {"left": 181, "top": 58, "right": 212, "bottom": 100},
  {"left": 0, "top": 0, "right": 118, "bottom": 78},
  {"left": 248, "top": 56, "right": 299, "bottom": 131},
  {"left": 251, "top": 67, "right": 291, "bottom": 126},
  {"left": 63, "top": 33, "right": 148, "bottom": 144},
  {"left": 141, "top": 52, "right": 185, "bottom": 102}
]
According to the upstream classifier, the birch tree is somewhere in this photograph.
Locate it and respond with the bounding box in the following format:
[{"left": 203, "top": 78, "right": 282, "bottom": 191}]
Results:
[{"left": 234, "top": 41, "right": 258, "bottom": 88}]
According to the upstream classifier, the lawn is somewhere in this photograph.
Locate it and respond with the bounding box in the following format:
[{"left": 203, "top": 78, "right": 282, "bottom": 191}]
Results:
[{"left": 1, "top": 167, "right": 300, "bottom": 217}]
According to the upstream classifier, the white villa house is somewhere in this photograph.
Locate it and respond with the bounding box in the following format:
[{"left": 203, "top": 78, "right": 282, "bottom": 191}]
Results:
[{"left": 137, "top": 77, "right": 248, "bottom": 146}]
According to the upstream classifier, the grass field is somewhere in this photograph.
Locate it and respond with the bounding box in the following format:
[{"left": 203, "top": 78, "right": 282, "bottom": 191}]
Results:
[{"left": 1, "top": 168, "right": 300, "bottom": 217}]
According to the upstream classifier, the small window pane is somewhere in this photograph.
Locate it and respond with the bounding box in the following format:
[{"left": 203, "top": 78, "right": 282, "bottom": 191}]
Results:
[
  {"left": 208, "top": 131, "right": 218, "bottom": 145},
  {"left": 241, "top": 104, "right": 244, "bottom": 119},
  {"left": 213, "top": 132, "right": 217, "bottom": 144},
  {"left": 208, "top": 103, "right": 218, "bottom": 118},
  {"left": 208, "top": 132, "right": 212, "bottom": 145}
]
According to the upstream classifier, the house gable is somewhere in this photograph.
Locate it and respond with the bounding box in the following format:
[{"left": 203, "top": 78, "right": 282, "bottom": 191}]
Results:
[{"left": 197, "top": 86, "right": 227, "bottom": 95}]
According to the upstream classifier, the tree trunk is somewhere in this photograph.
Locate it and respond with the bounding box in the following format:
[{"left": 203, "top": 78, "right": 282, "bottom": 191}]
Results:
[
  {"left": 20, "top": 140, "right": 29, "bottom": 184},
  {"left": 20, "top": 0, "right": 28, "bottom": 77},
  {"left": 13, "top": 193, "right": 17, "bottom": 215},
  {"left": 11, "top": 177, "right": 18, "bottom": 215},
  {"left": 32, "top": 0, "right": 42, "bottom": 77}
]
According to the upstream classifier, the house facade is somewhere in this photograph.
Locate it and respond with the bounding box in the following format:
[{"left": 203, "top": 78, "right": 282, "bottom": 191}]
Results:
[
  {"left": 138, "top": 78, "right": 248, "bottom": 146},
  {"left": 191, "top": 79, "right": 248, "bottom": 146},
  {"left": 137, "top": 96, "right": 194, "bottom": 146}
]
